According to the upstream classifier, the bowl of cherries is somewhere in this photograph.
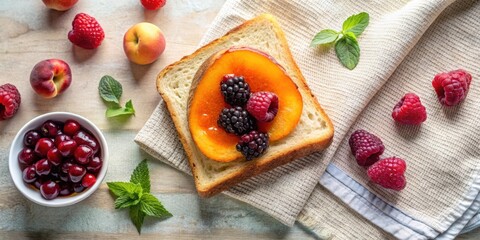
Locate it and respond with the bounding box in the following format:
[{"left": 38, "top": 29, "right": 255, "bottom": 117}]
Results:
[{"left": 9, "top": 112, "right": 108, "bottom": 207}]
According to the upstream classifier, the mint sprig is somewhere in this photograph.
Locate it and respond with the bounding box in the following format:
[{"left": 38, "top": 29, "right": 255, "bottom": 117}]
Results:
[
  {"left": 130, "top": 159, "right": 150, "bottom": 193},
  {"left": 311, "top": 12, "right": 369, "bottom": 70},
  {"left": 99, "top": 75, "right": 135, "bottom": 118},
  {"left": 107, "top": 160, "right": 172, "bottom": 234}
]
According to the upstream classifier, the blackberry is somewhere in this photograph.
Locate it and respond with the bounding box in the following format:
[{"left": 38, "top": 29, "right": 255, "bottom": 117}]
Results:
[
  {"left": 217, "top": 106, "right": 256, "bottom": 135},
  {"left": 220, "top": 74, "right": 250, "bottom": 106},
  {"left": 236, "top": 131, "right": 269, "bottom": 160}
]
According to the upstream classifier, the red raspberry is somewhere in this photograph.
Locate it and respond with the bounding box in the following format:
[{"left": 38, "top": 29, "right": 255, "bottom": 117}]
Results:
[
  {"left": 392, "top": 93, "right": 427, "bottom": 125},
  {"left": 432, "top": 69, "right": 472, "bottom": 106},
  {"left": 367, "top": 157, "right": 407, "bottom": 191},
  {"left": 246, "top": 91, "right": 279, "bottom": 122},
  {"left": 68, "top": 13, "right": 105, "bottom": 49},
  {"left": 0, "top": 83, "right": 21, "bottom": 120},
  {"left": 349, "top": 130, "right": 384, "bottom": 167},
  {"left": 141, "top": 0, "right": 166, "bottom": 10}
]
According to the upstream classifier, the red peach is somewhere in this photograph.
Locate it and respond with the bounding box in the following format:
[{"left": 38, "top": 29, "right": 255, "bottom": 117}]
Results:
[
  {"left": 30, "top": 59, "right": 72, "bottom": 98},
  {"left": 42, "top": 0, "right": 78, "bottom": 11}
]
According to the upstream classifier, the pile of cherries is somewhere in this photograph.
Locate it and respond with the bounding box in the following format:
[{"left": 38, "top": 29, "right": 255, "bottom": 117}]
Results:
[{"left": 18, "top": 119, "right": 102, "bottom": 200}]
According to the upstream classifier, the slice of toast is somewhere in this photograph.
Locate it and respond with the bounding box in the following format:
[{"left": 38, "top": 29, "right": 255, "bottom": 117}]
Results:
[{"left": 156, "top": 14, "right": 334, "bottom": 197}]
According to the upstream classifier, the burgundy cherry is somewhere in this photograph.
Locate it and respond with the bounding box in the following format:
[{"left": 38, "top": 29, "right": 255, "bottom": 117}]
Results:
[
  {"left": 59, "top": 172, "right": 69, "bottom": 182},
  {"left": 58, "top": 140, "right": 77, "bottom": 157},
  {"left": 68, "top": 165, "right": 86, "bottom": 183},
  {"left": 40, "top": 180, "right": 60, "bottom": 200},
  {"left": 73, "top": 183, "right": 85, "bottom": 193},
  {"left": 23, "top": 130, "right": 42, "bottom": 147},
  {"left": 64, "top": 120, "right": 81, "bottom": 136},
  {"left": 33, "top": 176, "right": 48, "bottom": 189},
  {"left": 34, "top": 159, "right": 51, "bottom": 176},
  {"left": 47, "top": 148, "right": 62, "bottom": 166},
  {"left": 22, "top": 166, "right": 37, "bottom": 183},
  {"left": 61, "top": 160, "right": 74, "bottom": 174},
  {"left": 34, "top": 138, "right": 54, "bottom": 157},
  {"left": 81, "top": 173, "right": 96, "bottom": 188},
  {"left": 59, "top": 182, "right": 73, "bottom": 196},
  {"left": 87, "top": 156, "right": 102, "bottom": 173},
  {"left": 73, "top": 130, "right": 99, "bottom": 153},
  {"left": 40, "top": 120, "right": 61, "bottom": 137},
  {"left": 54, "top": 134, "right": 71, "bottom": 147},
  {"left": 18, "top": 148, "right": 37, "bottom": 165},
  {"left": 74, "top": 145, "right": 93, "bottom": 165}
]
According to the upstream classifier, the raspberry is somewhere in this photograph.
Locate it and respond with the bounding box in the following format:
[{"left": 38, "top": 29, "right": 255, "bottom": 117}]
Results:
[
  {"left": 220, "top": 74, "right": 250, "bottom": 106},
  {"left": 140, "top": 0, "right": 166, "bottom": 10},
  {"left": 392, "top": 93, "right": 427, "bottom": 125},
  {"left": 236, "top": 131, "right": 269, "bottom": 160},
  {"left": 349, "top": 130, "right": 384, "bottom": 167},
  {"left": 432, "top": 69, "right": 472, "bottom": 106},
  {"left": 0, "top": 83, "right": 21, "bottom": 120},
  {"left": 246, "top": 91, "right": 279, "bottom": 122},
  {"left": 68, "top": 13, "right": 105, "bottom": 49},
  {"left": 367, "top": 157, "right": 407, "bottom": 191},
  {"left": 217, "top": 106, "right": 256, "bottom": 135}
]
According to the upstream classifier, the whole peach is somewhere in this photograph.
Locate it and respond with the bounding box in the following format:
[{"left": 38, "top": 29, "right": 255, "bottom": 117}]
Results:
[
  {"left": 30, "top": 59, "right": 72, "bottom": 98},
  {"left": 123, "top": 22, "right": 166, "bottom": 65}
]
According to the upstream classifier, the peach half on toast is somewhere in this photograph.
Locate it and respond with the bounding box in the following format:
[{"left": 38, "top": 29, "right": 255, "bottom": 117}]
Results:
[{"left": 188, "top": 46, "right": 303, "bottom": 162}]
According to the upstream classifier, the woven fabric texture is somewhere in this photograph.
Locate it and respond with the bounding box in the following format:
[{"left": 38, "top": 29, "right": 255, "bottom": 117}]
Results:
[{"left": 299, "top": 0, "right": 480, "bottom": 239}]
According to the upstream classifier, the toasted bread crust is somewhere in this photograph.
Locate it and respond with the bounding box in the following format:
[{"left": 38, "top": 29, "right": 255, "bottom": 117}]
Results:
[{"left": 157, "top": 14, "right": 334, "bottom": 197}]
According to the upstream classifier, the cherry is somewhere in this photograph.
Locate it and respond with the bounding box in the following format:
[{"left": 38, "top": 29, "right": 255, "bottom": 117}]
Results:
[
  {"left": 59, "top": 172, "right": 69, "bottom": 182},
  {"left": 34, "top": 159, "right": 51, "bottom": 176},
  {"left": 68, "top": 165, "right": 86, "bottom": 183},
  {"left": 81, "top": 173, "right": 96, "bottom": 188},
  {"left": 18, "top": 148, "right": 37, "bottom": 165},
  {"left": 40, "top": 180, "right": 60, "bottom": 200},
  {"left": 22, "top": 166, "right": 37, "bottom": 183},
  {"left": 50, "top": 165, "right": 61, "bottom": 179},
  {"left": 54, "top": 134, "right": 71, "bottom": 147},
  {"left": 33, "top": 177, "right": 47, "bottom": 189},
  {"left": 40, "top": 120, "right": 61, "bottom": 137},
  {"left": 23, "top": 130, "right": 42, "bottom": 147},
  {"left": 47, "top": 148, "right": 62, "bottom": 166},
  {"left": 73, "top": 130, "right": 99, "bottom": 154},
  {"left": 73, "top": 183, "right": 85, "bottom": 193},
  {"left": 59, "top": 182, "right": 73, "bottom": 196},
  {"left": 74, "top": 145, "right": 93, "bottom": 165},
  {"left": 87, "top": 156, "right": 102, "bottom": 173},
  {"left": 34, "top": 138, "right": 54, "bottom": 157},
  {"left": 61, "top": 160, "right": 74, "bottom": 174},
  {"left": 64, "top": 120, "right": 81, "bottom": 136},
  {"left": 58, "top": 140, "right": 77, "bottom": 157}
]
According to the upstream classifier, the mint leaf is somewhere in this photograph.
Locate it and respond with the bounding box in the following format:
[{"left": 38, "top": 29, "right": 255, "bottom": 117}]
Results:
[
  {"left": 109, "top": 160, "right": 171, "bottom": 234},
  {"left": 107, "top": 182, "right": 141, "bottom": 197},
  {"left": 130, "top": 204, "right": 145, "bottom": 234},
  {"left": 335, "top": 32, "right": 360, "bottom": 70},
  {"left": 342, "top": 12, "right": 369, "bottom": 37},
  {"left": 125, "top": 100, "right": 135, "bottom": 114},
  {"left": 115, "top": 194, "right": 141, "bottom": 209},
  {"left": 140, "top": 193, "right": 172, "bottom": 218},
  {"left": 99, "top": 75, "right": 123, "bottom": 105},
  {"left": 106, "top": 100, "right": 135, "bottom": 118},
  {"left": 130, "top": 159, "right": 150, "bottom": 193},
  {"left": 310, "top": 29, "right": 339, "bottom": 46}
]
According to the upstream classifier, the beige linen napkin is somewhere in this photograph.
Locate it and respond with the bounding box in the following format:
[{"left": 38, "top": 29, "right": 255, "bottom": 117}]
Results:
[
  {"left": 136, "top": 0, "right": 480, "bottom": 237},
  {"left": 298, "top": 1, "right": 480, "bottom": 239}
]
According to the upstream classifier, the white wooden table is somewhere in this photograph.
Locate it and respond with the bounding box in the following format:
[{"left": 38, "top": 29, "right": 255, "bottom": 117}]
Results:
[{"left": 0, "top": 0, "right": 478, "bottom": 239}]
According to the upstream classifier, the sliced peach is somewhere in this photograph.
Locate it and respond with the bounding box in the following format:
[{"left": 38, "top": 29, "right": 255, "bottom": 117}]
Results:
[{"left": 188, "top": 47, "right": 303, "bottom": 162}]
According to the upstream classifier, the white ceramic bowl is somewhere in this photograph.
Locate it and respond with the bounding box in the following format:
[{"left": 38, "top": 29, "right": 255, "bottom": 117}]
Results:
[{"left": 9, "top": 112, "right": 108, "bottom": 207}]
